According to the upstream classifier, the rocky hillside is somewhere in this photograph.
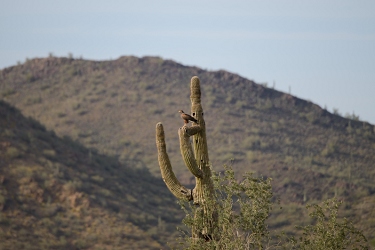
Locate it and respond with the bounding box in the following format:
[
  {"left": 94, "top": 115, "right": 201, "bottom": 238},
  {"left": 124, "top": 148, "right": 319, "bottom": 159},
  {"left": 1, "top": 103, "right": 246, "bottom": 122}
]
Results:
[{"left": 0, "top": 100, "right": 182, "bottom": 249}]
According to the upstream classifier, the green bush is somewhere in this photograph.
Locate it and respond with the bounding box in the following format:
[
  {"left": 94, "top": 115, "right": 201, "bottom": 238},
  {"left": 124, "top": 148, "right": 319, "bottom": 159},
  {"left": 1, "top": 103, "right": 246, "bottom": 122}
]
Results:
[
  {"left": 288, "top": 199, "right": 367, "bottom": 249},
  {"left": 177, "top": 165, "right": 274, "bottom": 249},
  {"left": 176, "top": 166, "right": 368, "bottom": 249}
]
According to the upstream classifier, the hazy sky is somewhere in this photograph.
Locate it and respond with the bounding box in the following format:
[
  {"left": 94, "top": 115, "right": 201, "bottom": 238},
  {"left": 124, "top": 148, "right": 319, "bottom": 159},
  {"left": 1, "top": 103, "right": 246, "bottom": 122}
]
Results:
[{"left": 1, "top": 0, "right": 374, "bottom": 124}]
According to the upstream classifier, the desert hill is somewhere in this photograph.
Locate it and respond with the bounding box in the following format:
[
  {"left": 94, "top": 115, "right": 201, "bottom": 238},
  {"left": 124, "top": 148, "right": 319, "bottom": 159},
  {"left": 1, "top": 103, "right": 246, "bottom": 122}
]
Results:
[
  {"left": 0, "top": 100, "right": 182, "bottom": 249},
  {"left": 1, "top": 56, "right": 375, "bottom": 243}
]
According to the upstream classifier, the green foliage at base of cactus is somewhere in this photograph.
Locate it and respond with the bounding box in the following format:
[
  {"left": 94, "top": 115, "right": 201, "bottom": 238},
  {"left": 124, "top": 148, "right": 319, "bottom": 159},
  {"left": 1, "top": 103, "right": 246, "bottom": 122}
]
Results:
[{"left": 176, "top": 166, "right": 368, "bottom": 250}]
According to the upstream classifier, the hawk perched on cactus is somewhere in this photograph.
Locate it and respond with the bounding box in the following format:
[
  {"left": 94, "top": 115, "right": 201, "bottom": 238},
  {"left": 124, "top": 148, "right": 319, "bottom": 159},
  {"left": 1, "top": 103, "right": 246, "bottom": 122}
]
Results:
[{"left": 178, "top": 110, "right": 197, "bottom": 124}]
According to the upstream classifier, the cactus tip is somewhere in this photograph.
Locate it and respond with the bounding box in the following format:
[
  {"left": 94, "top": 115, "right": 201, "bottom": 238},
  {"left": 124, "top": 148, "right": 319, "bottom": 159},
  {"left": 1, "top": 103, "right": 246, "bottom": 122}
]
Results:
[{"left": 191, "top": 76, "right": 200, "bottom": 85}]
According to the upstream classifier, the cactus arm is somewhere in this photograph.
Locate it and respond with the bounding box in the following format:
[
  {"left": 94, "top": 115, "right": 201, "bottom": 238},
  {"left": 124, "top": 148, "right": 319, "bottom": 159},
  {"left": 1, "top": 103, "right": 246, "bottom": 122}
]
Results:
[
  {"left": 178, "top": 126, "right": 203, "bottom": 178},
  {"left": 156, "top": 122, "right": 193, "bottom": 201}
]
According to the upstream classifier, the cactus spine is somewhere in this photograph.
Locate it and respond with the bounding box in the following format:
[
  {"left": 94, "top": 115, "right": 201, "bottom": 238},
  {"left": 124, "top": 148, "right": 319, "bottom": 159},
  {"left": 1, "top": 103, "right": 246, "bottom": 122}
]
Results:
[{"left": 156, "top": 76, "right": 216, "bottom": 240}]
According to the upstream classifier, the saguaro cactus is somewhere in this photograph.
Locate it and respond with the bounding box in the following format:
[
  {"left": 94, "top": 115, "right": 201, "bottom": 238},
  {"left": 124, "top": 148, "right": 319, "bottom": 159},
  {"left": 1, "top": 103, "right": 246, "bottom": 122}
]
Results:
[{"left": 156, "top": 76, "right": 217, "bottom": 240}]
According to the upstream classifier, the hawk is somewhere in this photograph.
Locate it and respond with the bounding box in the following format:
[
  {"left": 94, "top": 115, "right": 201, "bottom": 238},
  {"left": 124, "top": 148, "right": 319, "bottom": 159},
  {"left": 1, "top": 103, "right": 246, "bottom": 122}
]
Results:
[{"left": 178, "top": 110, "right": 197, "bottom": 124}]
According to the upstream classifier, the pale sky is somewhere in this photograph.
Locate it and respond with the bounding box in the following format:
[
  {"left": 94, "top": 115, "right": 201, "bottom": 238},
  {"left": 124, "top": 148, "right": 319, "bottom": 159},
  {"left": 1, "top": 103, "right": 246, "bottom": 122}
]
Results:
[{"left": 1, "top": 0, "right": 374, "bottom": 124}]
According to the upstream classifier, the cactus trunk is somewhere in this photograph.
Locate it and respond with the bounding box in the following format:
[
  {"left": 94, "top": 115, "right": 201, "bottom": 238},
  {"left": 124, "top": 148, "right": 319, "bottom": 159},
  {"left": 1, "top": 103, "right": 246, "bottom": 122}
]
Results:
[{"left": 155, "top": 76, "right": 217, "bottom": 240}]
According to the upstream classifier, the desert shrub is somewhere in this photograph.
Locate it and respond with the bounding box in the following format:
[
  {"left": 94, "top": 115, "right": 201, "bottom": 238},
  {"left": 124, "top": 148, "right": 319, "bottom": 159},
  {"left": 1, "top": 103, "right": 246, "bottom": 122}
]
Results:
[
  {"left": 242, "top": 136, "right": 261, "bottom": 150},
  {"left": 0, "top": 193, "right": 5, "bottom": 206},
  {"left": 25, "top": 72, "right": 36, "bottom": 82},
  {"left": 40, "top": 84, "right": 51, "bottom": 90},
  {"left": 91, "top": 175, "right": 104, "bottom": 183},
  {"left": 177, "top": 165, "right": 274, "bottom": 249},
  {"left": 56, "top": 112, "right": 66, "bottom": 118},
  {"left": 333, "top": 108, "right": 341, "bottom": 116},
  {"left": 321, "top": 140, "right": 338, "bottom": 157},
  {"left": 0, "top": 213, "right": 10, "bottom": 226},
  {"left": 287, "top": 199, "right": 368, "bottom": 249},
  {"left": 77, "top": 110, "right": 88, "bottom": 116},
  {"left": 42, "top": 149, "right": 56, "bottom": 159},
  {"left": 1, "top": 88, "right": 16, "bottom": 97},
  {"left": 5, "top": 147, "right": 21, "bottom": 159},
  {"left": 177, "top": 166, "right": 368, "bottom": 249},
  {"left": 345, "top": 112, "right": 360, "bottom": 121},
  {"left": 246, "top": 151, "right": 260, "bottom": 163},
  {"left": 63, "top": 180, "right": 82, "bottom": 194},
  {"left": 148, "top": 107, "right": 164, "bottom": 115},
  {"left": 71, "top": 102, "right": 81, "bottom": 110},
  {"left": 26, "top": 96, "right": 42, "bottom": 105},
  {"left": 2, "top": 129, "right": 15, "bottom": 138}
]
